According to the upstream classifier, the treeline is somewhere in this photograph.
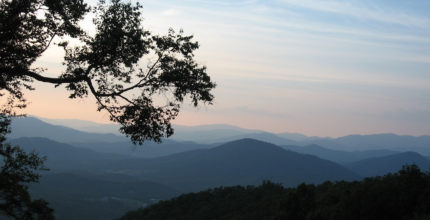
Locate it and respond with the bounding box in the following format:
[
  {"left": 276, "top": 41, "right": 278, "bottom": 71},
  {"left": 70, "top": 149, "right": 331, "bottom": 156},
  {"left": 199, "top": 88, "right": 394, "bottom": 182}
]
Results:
[
  {"left": 279, "top": 164, "right": 430, "bottom": 220},
  {"left": 117, "top": 165, "right": 430, "bottom": 220},
  {"left": 117, "top": 181, "right": 285, "bottom": 220}
]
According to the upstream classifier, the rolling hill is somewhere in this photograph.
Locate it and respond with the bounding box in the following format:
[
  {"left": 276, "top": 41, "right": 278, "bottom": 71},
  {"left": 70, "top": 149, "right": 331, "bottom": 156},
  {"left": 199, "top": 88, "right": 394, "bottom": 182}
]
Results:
[{"left": 102, "top": 139, "right": 362, "bottom": 192}]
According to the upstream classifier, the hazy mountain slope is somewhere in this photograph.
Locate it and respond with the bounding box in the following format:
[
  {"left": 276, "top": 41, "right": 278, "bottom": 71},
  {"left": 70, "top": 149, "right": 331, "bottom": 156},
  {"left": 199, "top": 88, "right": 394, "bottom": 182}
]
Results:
[
  {"left": 170, "top": 129, "right": 256, "bottom": 142},
  {"left": 103, "top": 139, "right": 361, "bottom": 193},
  {"left": 33, "top": 115, "right": 266, "bottom": 141},
  {"left": 69, "top": 140, "right": 212, "bottom": 158},
  {"left": 353, "top": 149, "right": 400, "bottom": 159},
  {"left": 297, "top": 139, "right": 348, "bottom": 151},
  {"left": 344, "top": 151, "right": 430, "bottom": 177},
  {"left": 334, "top": 134, "right": 430, "bottom": 154},
  {"left": 76, "top": 124, "right": 122, "bottom": 135},
  {"left": 276, "top": 132, "right": 330, "bottom": 142},
  {"left": 281, "top": 144, "right": 360, "bottom": 164},
  {"left": 281, "top": 144, "right": 400, "bottom": 164},
  {"left": 9, "top": 117, "right": 128, "bottom": 143},
  {"left": 10, "top": 137, "right": 133, "bottom": 172},
  {"left": 32, "top": 115, "right": 123, "bottom": 134},
  {"left": 169, "top": 124, "right": 263, "bottom": 141},
  {"left": 20, "top": 116, "right": 430, "bottom": 155},
  {"left": 31, "top": 115, "right": 110, "bottom": 129}
]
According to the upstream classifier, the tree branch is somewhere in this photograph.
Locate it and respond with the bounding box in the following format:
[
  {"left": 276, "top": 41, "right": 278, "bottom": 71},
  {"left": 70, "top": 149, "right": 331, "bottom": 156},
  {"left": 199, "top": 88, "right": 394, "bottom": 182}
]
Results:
[{"left": 2, "top": 68, "right": 86, "bottom": 84}]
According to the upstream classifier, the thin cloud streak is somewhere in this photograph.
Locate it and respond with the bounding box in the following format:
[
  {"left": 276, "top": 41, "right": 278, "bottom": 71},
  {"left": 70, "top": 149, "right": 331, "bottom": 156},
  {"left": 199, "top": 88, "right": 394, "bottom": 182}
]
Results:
[
  {"left": 140, "top": 0, "right": 430, "bottom": 44},
  {"left": 278, "top": 0, "right": 430, "bottom": 29}
]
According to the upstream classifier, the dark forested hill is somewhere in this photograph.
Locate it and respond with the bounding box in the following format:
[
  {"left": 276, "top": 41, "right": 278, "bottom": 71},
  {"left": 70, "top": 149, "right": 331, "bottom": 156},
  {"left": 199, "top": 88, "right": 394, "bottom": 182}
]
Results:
[
  {"left": 117, "top": 165, "right": 430, "bottom": 220},
  {"left": 117, "top": 181, "right": 286, "bottom": 220},
  {"left": 102, "top": 139, "right": 361, "bottom": 192},
  {"left": 30, "top": 172, "right": 181, "bottom": 220},
  {"left": 344, "top": 151, "right": 430, "bottom": 177}
]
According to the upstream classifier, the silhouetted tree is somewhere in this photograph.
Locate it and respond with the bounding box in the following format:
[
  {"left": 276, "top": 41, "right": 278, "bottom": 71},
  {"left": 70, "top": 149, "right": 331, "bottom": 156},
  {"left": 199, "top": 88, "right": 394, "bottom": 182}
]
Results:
[
  {"left": 0, "top": 0, "right": 215, "bottom": 218},
  {"left": 0, "top": 0, "right": 216, "bottom": 144}
]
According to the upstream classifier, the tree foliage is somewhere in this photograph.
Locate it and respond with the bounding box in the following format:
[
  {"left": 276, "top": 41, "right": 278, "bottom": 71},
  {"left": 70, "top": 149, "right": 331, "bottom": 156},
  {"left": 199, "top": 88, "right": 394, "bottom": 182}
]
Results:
[
  {"left": 278, "top": 164, "right": 430, "bottom": 220},
  {"left": 0, "top": 0, "right": 216, "bottom": 144}
]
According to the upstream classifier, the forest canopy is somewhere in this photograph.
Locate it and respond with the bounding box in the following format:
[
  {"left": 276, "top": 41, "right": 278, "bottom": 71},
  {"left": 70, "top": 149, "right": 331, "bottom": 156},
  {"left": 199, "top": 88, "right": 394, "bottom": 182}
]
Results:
[{"left": 117, "top": 165, "right": 430, "bottom": 220}]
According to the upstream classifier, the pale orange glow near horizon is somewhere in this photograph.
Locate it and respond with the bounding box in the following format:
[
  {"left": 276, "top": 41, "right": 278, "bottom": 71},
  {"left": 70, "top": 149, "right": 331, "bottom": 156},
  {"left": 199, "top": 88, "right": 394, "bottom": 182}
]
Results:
[{"left": 18, "top": 0, "right": 430, "bottom": 138}]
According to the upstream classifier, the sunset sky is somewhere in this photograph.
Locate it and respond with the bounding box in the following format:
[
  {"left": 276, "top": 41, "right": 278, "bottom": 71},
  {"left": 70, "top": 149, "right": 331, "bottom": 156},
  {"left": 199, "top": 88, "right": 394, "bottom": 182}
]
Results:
[{"left": 26, "top": 0, "right": 430, "bottom": 137}]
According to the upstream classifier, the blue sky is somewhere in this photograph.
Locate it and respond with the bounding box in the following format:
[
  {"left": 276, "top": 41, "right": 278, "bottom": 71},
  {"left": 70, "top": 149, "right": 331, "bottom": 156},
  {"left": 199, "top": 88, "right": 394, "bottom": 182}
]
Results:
[{"left": 29, "top": 0, "right": 430, "bottom": 137}]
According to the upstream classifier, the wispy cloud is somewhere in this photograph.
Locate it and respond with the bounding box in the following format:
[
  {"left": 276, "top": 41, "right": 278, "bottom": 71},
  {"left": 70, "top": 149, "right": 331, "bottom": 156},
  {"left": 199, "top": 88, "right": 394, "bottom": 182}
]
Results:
[
  {"left": 278, "top": 0, "right": 430, "bottom": 29},
  {"left": 161, "top": 9, "right": 179, "bottom": 16},
  {"left": 217, "top": 106, "right": 289, "bottom": 118},
  {"left": 144, "top": 1, "right": 430, "bottom": 47}
]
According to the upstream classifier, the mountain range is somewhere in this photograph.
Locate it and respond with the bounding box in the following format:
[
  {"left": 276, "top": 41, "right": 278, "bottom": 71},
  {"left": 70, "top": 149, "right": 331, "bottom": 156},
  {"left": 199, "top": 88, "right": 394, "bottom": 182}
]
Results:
[
  {"left": 13, "top": 116, "right": 430, "bottom": 155},
  {"left": 6, "top": 115, "right": 430, "bottom": 220}
]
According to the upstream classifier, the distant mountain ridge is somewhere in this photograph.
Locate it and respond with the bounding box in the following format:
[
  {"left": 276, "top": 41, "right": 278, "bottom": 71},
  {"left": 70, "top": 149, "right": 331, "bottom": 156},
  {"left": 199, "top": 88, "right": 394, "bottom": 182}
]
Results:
[
  {"left": 14, "top": 116, "right": 430, "bottom": 156},
  {"left": 31, "top": 116, "right": 325, "bottom": 142},
  {"left": 344, "top": 151, "right": 430, "bottom": 177},
  {"left": 281, "top": 144, "right": 400, "bottom": 164},
  {"left": 10, "top": 117, "right": 128, "bottom": 143},
  {"left": 336, "top": 134, "right": 430, "bottom": 153}
]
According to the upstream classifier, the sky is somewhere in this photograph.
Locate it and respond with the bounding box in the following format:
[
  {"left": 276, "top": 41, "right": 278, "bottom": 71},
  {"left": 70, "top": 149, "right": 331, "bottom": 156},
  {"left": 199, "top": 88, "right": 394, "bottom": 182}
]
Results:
[{"left": 25, "top": 0, "right": 430, "bottom": 137}]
